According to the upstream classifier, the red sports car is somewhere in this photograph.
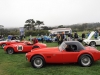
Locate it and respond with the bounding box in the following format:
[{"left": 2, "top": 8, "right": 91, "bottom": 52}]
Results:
[
  {"left": 26, "top": 41, "right": 100, "bottom": 68},
  {"left": 3, "top": 42, "right": 47, "bottom": 54}
]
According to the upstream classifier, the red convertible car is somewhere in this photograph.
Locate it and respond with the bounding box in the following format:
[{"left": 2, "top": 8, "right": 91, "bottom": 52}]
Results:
[
  {"left": 3, "top": 42, "right": 47, "bottom": 54},
  {"left": 26, "top": 41, "right": 100, "bottom": 68}
]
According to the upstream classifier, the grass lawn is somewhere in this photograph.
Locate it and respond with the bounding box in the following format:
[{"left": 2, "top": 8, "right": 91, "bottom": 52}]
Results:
[{"left": 0, "top": 42, "right": 100, "bottom": 75}]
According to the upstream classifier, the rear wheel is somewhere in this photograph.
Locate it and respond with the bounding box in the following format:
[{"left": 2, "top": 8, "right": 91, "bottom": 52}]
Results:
[
  {"left": 89, "top": 41, "right": 96, "bottom": 47},
  {"left": 31, "top": 55, "right": 45, "bottom": 68},
  {"left": 7, "top": 48, "right": 14, "bottom": 54},
  {"left": 78, "top": 54, "right": 93, "bottom": 67}
]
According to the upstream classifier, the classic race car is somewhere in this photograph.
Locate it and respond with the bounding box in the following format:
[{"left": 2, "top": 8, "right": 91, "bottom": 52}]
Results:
[
  {"left": 3, "top": 42, "right": 47, "bottom": 54},
  {"left": 26, "top": 41, "right": 100, "bottom": 68},
  {"left": 83, "top": 31, "right": 100, "bottom": 46}
]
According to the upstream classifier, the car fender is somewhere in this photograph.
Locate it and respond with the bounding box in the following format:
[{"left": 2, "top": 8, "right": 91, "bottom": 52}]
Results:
[
  {"left": 5, "top": 45, "right": 17, "bottom": 52},
  {"left": 77, "top": 52, "right": 94, "bottom": 62},
  {"left": 30, "top": 53, "right": 46, "bottom": 62},
  {"left": 89, "top": 41, "right": 96, "bottom": 45}
]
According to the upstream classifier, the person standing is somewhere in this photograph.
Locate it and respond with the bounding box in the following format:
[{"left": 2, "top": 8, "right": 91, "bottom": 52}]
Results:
[
  {"left": 41, "top": 35, "right": 44, "bottom": 43},
  {"left": 60, "top": 32, "right": 65, "bottom": 43},
  {"left": 56, "top": 34, "right": 61, "bottom": 45},
  {"left": 32, "top": 37, "right": 38, "bottom": 44},
  {"left": 74, "top": 32, "right": 78, "bottom": 41},
  {"left": 87, "top": 31, "right": 90, "bottom": 37},
  {"left": 67, "top": 33, "right": 71, "bottom": 41},
  {"left": 8, "top": 35, "right": 12, "bottom": 41},
  {"left": 94, "top": 31, "right": 98, "bottom": 39},
  {"left": 29, "top": 35, "right": 32, "bottom": 43},
  {"left": 82, "top": 32, "right": 86, "bottom": 40}
]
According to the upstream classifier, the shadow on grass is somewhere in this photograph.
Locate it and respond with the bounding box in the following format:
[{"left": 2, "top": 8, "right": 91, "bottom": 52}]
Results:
[
  {"left": 24, "top": 61, "right": 100, "bottom": 69},
  {"left": 46, "top": 63, "right": 79, "bottom": 67}
]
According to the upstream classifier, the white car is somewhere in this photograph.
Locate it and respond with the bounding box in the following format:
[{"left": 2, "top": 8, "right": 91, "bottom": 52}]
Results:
[
  {"left": 0, "top": 39, "right": 20, "bottom": 43},
  {"left": 83, "top": 31, "right": 100, "bottom": 46}
]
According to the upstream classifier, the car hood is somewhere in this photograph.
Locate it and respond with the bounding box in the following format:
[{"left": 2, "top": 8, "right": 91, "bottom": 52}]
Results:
[
  {"left": 31, "top": 47, "right": 59, "bottom": 52},
  {"left": 87, "top": 31, "right": 95, "bottom": 40}
]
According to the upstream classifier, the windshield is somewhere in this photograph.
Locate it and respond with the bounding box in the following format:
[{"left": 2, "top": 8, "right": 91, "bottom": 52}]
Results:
[{"left": 59, "top": 42, "right": 67, "bottom": 51}]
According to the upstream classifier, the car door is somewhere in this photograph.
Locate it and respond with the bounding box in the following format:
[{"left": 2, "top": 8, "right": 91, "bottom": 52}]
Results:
[
  {"left": 62, "top": 45, "right": 79, "bottom": 63},
  {"left": 62, "top": 51, "right": 79, "bottom": 63},
  {"left": 45, "top": 51, "right": 63, "bottom": 63},
  {"left": 23, "top": 44, "right": 33, "bottom": 52}
]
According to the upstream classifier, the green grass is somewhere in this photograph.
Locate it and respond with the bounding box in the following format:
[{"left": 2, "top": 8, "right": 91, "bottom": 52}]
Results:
[{"left": 0, "top": 42, "right": 100, "bottom": 75}]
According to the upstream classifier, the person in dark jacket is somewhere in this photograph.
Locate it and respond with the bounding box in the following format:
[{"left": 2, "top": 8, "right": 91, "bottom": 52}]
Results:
[
  {"left": 56, "top": 34, "right": 61, "bottom": 45},
  {"left": 74, "top": 32, "right": 78, "bottom": 41},
  {"left": 82, "top": 32, "right": 86, "bottom": 40},
  {"left": 60, "top": 32, "right": 65, "bottom": 43},
  {"left": 32, "top": 37, "right": 38, "bottom": 44},
  {"left": 67, "top": 33, "right": 71, "bottom": 41}
]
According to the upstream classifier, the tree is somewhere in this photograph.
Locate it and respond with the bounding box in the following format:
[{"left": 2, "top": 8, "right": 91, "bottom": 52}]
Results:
[
  {"left": 24, "top": 24, "right": 31, "bottom": 30},
  {"left": 41, "top": 26, "right": 51, "bottom": 30},
  {"left": 24, "top": 19, "right": 35, "bottom": 30},
  {"left": 58, "top": 25, "right": 65, "bottom": 28},
  {"left": 0, "top": 25, "right": 4, "bottom": 28},
  {"left": 35, "top": 20, "right": 44, "bottom": 31}
]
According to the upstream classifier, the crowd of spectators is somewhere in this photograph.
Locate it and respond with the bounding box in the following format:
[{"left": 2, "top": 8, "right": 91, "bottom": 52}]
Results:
[
  {"left": 51, "top": 30, "right": 100, "bottom": 45},
  {"left": 1, "top": 30, "right": 100, "bottom": 45}
]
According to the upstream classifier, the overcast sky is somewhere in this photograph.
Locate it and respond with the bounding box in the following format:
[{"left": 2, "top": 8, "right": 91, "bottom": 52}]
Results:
[{"left": 0, "top": 0, "right": 100, "bottom": 28}]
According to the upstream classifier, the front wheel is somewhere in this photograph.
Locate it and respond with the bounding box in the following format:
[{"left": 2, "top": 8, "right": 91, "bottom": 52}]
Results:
[
  {"left": 89, "top": 41, "right": 96, "bottom": 47},
  {"left": 31, "top": 55, "right": 45, "bottom": 68},
  {"left": 7, "top": 48, "right": 14, "bottom": 54},
  {"left": 78, "top": 54, "right": 93, "bottom": 67}
]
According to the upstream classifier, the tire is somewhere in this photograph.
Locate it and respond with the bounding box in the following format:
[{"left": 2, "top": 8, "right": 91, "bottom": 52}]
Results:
[
  {"left": 1, "top": 44, "right": 6, "bottom": 48},
  {"left": 78, "top": 54, "right": 93, "bottom": 67},
  {"left": 89, "top": 41, "right": 96, "bottom": 47},
  {"left": 31, "top": 55, "right": 45, "bottom": 68},
  {"left": 7, "top": 48, "right": 14, "bottom": 54},
  {"left": 32, "top": 46, "right": 39, "bottom": 49}
]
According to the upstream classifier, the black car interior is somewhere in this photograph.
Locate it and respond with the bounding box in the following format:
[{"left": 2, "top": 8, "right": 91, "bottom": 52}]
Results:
[{"left": 65, "top": 45, "right": 77, "bottom": 52}]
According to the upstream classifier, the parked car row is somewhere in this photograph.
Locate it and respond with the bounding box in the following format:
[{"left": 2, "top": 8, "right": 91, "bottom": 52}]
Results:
[
  {"left": 37, "top": 36, "right": 57, "bottom": 42},
  {"left": 1, "top": 31, "right": 100, "bottom": 68},
  {"left": 1, "top": 37, "right": 100, "bottom": 68}
]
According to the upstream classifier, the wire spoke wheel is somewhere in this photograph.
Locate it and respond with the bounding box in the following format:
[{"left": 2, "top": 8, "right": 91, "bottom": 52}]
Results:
[
  {"left": 81, "top": 56, "right": 91, "bottom": 66},
  {"left": 78, "top": 54, "right": 93, "bottom": 67},
  {"left": 31, "top": 55, "right": 45, "bottom": 68},
  {"left": 90, "top": 42, "right": 96, "bottom": 47},
  {"left": 7, "top": 48, "right": 14, "bottom": 54},
  {"left": 34, "top": 58, "right": 43, "bottom": 68}
]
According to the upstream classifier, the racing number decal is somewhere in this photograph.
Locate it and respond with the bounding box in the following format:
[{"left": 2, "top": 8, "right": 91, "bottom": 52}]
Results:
[{"left": 17, "top": 45, "right": 23, "bottom": 51}]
